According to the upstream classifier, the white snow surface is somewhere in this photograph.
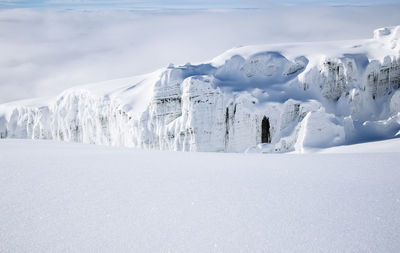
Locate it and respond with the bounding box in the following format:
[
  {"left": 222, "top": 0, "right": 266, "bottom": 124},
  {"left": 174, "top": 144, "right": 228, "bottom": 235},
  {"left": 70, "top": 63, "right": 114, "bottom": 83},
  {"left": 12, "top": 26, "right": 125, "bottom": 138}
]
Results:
[
  {"left": 1, "top": 26, "right": 400, "bottom": 152},
  {"left": 0, "top": 138, "right": 400, "bottom": 252},
  {"left": 315, "top": 137, "right": 400, "bottom": 153}
]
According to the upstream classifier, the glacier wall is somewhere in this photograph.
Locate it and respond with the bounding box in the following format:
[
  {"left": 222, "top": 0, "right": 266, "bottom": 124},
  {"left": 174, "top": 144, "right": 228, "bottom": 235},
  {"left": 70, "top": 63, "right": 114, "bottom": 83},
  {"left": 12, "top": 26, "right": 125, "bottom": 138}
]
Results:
[{"left": 1, "top": 26, "right": 400, "bottom": 153}]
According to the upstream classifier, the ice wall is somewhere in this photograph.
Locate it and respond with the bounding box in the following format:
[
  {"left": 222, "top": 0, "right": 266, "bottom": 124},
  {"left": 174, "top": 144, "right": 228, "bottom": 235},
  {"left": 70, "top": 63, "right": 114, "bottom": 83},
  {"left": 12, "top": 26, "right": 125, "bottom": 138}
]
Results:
[{"left": 1, "top": 26, "right": 400, "bottom": 153}]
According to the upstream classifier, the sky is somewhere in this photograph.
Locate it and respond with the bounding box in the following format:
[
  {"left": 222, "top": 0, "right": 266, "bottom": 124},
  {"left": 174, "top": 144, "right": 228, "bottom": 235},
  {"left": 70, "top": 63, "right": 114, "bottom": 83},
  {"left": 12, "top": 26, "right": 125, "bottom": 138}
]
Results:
[
  {"left": 0, "top": 0, "right": 399, "bottom": 103},
  {"left": 1, "top": 0, "right": 400, "bottom": 9}
]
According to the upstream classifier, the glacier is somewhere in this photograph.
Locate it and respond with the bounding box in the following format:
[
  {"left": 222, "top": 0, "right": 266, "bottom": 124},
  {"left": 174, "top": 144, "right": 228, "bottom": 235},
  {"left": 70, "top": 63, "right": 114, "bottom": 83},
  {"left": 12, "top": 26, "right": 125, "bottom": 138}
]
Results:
[{"left": 1, "top": 26, "right": 400, "bottom": 153}]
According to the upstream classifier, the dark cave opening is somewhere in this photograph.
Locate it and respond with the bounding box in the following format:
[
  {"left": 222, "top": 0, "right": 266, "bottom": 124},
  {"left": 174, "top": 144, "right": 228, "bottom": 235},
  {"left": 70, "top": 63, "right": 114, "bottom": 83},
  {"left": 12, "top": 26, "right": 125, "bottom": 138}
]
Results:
[{"left": 261, "top": 116, "right": 271, "bottom": 143}]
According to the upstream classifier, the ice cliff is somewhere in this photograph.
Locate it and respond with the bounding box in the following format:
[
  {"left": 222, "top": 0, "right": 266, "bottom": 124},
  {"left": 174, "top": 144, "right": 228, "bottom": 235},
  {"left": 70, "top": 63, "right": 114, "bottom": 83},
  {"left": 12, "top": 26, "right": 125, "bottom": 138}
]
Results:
[{"left": 1, "top": 26, "right": 400, "bottom": 153}]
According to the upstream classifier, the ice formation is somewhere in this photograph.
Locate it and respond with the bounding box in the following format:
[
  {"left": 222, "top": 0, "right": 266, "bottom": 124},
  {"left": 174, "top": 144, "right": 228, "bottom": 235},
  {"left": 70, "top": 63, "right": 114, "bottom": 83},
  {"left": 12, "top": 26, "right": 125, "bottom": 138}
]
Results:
[{"left": 1, "top": 26, "right": 400, "bottom": 153}]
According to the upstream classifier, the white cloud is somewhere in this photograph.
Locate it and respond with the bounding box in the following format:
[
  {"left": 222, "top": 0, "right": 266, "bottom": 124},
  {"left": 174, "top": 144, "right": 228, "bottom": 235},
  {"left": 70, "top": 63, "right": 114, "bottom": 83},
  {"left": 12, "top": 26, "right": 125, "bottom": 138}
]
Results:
[{"left": 0, "top": 5, "right": 399, "bottom": 103}]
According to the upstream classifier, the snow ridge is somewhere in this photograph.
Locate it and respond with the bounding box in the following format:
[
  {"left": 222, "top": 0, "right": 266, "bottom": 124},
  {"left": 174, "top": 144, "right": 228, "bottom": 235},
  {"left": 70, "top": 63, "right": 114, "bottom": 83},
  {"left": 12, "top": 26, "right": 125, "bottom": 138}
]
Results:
[{"left": 1, "top": 26, "right": 400, "bottom": 152}]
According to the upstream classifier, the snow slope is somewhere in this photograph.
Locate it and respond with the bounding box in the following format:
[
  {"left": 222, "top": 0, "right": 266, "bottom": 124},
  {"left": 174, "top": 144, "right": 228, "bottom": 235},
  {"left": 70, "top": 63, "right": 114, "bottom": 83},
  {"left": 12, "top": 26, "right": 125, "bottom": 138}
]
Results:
[
  {"left": 1, "top": 138, "right": 399, "bottom": 252},
  {"left": 315, "top": 137, "right": 400, "bottom": 153},
  {"left": 1, "top": 26, "right": 400, "bottom": 152}
]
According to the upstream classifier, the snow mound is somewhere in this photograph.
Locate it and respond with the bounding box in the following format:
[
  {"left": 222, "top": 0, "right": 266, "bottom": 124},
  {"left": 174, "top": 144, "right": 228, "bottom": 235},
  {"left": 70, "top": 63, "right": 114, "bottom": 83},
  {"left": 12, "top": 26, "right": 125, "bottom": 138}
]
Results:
[
  {"left": 374, "top": 26, "right": 400, "bottom": 50},
  {"left": 1, "top": 26, "right": 400, "bottom": 152}
]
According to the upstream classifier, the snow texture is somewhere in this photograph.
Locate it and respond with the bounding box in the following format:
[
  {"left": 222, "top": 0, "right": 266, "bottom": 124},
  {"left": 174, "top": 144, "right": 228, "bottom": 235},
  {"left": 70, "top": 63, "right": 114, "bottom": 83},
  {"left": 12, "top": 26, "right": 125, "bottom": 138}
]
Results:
[
  {"left": 1, "top": 138, "right": 400, "bottom": 252},
  {"left": 1, "top": 26, "right": 400, "bottom": 152}
]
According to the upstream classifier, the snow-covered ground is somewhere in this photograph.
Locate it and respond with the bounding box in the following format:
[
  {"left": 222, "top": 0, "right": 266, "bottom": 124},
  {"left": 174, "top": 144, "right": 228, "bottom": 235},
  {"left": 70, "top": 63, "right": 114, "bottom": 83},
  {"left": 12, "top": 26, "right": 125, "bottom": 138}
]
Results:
[
  {"left": 314, "top": 137, "right": 400, "bottom": 153},
  {"left": 1, "top": 138, "right": 399, "bottom": 252}
]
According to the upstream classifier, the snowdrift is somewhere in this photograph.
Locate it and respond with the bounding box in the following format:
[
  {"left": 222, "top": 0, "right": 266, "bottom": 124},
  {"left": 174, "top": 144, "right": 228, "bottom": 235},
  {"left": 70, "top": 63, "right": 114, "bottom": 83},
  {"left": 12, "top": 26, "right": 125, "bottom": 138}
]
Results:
[{"left": 1, "top": 26, "right": 400, "bottom": 152}]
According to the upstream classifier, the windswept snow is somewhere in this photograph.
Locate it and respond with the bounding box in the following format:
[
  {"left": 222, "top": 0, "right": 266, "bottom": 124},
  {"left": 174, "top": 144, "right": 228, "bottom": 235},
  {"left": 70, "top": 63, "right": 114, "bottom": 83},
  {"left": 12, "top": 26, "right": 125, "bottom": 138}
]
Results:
[
  {"left": 0, "top": 138, "right": 399, "bottom": 252},
  {"left": 315, "top": 137, "right": 400, "bottom": 153},
  {"left": 1, "top": 26, "right": 400, "bottom": 152}
]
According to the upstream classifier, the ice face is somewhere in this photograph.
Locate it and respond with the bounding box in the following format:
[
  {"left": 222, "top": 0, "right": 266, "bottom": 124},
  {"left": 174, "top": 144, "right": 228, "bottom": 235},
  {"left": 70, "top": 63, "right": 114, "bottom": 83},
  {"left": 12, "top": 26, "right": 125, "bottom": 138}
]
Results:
[{"left": 1, "top": 26, "right": 400, "bottom": 153}]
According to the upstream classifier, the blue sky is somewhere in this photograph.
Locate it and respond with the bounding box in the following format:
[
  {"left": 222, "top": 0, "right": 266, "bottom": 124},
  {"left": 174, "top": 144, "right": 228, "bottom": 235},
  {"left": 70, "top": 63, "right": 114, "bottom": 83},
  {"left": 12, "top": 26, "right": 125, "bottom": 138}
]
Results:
[{"left": 1, "top": 0, "right": 399, "bottom": 9}]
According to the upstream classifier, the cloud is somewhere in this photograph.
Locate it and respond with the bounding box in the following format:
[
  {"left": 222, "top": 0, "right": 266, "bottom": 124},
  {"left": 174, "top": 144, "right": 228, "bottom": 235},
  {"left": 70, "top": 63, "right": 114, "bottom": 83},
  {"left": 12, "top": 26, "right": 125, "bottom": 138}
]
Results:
[
  {"left": 1, "top": 0, "right": 400, "bottom": 10},
  {"left": 0, "top": 5, "right": 400, "bottom": 103}
]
